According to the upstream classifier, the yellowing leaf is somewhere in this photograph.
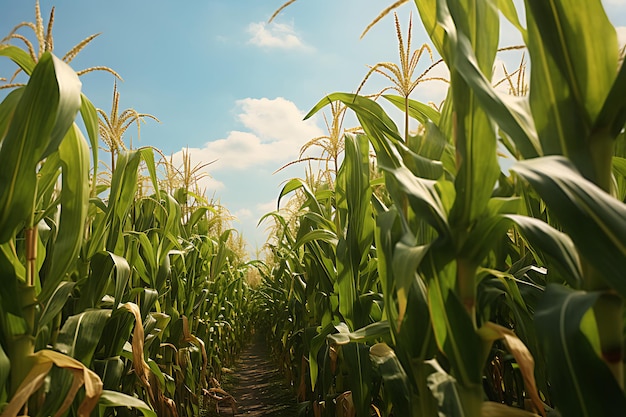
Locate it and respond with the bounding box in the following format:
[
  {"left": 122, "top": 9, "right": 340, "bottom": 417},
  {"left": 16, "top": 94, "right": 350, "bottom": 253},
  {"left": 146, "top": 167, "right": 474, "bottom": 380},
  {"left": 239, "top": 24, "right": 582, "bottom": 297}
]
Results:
[
  {"left": 479, "top": 322, "right": 545, "bottom": 417},
  {"left": 2, "top": 349, "right": 102, "bottom": 417}
]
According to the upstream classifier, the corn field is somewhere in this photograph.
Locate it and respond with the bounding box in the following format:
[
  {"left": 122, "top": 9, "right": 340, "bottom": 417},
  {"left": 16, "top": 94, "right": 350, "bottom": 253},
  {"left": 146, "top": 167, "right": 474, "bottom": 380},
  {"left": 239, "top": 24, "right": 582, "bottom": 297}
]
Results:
[{"left": 1, "top": 0, "right": 625, "bottom": 417}]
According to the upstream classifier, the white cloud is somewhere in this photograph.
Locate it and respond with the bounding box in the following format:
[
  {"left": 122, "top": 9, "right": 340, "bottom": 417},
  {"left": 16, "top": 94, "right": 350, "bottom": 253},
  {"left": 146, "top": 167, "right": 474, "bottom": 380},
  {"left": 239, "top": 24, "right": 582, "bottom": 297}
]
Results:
[
  {"left": 234, "top": 208, "right": 253, "bottom": 219},
  {"left": 604, "top": 0, "right": 626, "bottom": 6},
  {"left": 201, "top": 176, "right": 225, "bottom": 191},
  {"left": 414, "top": 60, "right": 450, "bottom": 104},
  {"left": 617, "top": 26, "right": 626, "bottom": 48},
  {"left": 256, "top": 198, "right": 278, "bottom": 213},
  {"left": 247, "top": 21, "right": 307, "bottom": 49},
  {"left": 171, "top": 97, "right": 323, "bottom": 192}
]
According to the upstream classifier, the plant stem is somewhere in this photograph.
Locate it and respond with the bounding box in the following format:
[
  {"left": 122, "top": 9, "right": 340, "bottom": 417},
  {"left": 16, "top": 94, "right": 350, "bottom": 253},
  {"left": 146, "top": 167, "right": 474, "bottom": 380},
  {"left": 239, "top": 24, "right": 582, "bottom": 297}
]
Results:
[{"left": 457, "top": 257, "right": 476, "bottom": 328}]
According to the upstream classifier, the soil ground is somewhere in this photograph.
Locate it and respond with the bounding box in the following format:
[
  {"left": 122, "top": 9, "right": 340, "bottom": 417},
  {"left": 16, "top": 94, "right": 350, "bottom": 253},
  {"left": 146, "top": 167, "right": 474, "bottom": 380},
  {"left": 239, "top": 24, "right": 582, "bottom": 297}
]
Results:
[{"left": 210, "top": 334, "right": 299, "bottom": 417}]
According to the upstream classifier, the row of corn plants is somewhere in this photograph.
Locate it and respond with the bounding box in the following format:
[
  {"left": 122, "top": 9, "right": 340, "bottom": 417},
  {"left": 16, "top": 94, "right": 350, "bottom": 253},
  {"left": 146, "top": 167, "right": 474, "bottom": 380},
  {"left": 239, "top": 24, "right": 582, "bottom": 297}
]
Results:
[
  {"left": 0, "top": 3, "right": 255, "bottom": 416},
  {"left": 259, "top": 0, "right": 626, "bottom": 416}
]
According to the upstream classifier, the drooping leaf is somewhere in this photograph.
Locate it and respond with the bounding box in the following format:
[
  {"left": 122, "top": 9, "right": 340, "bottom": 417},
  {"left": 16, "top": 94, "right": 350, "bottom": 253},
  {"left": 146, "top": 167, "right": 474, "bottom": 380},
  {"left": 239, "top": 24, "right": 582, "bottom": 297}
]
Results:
[
  {"left": 535, "top": 285, "right": 626, "bottom": 416},
  {"left": 384, "top": 94, "right": 441, "bottom": 125},
  {"left": 478, "top": 322, "right": 545, "bottom": 416},
  {"left": 0, "top": 45, "right": 36, "bottom": 75},
  {"left": 1, "top": 349, "right": 103, "bottom": 417},
  {"left": 512, "top": 156, "right": 626, "bottom": 295},
  {"left": 504, "top": 214, "right": 583, "bottom": 287},
  {"left": 305, "top": 92, "right": 404, "bottom": 170},
  {"left": 328, "top": 321, "right": 390, "bottom": 346}
]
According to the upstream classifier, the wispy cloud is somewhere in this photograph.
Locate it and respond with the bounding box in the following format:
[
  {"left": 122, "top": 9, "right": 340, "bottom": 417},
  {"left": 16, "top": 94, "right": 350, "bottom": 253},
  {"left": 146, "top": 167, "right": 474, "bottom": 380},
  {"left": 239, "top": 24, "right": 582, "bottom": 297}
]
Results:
[
  {"left": 171, "top": 97, "right": 323, "bottom": 192},
  {"left": 247, "top": 21, "right": 308, "bottom": 49}
]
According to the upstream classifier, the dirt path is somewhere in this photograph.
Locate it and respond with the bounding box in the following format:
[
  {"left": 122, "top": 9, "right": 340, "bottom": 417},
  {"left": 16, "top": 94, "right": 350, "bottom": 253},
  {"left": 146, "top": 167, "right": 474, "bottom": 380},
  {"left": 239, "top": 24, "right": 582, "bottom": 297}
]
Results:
[{"left": 217, "top": 334, "right": 299, "bottom": 416}]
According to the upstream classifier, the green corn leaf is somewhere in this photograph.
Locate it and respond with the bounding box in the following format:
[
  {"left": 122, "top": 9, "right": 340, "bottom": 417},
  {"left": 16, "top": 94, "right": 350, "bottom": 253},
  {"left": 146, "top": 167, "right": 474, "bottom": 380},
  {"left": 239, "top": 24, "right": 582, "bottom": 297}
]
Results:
[
  {"left": 0, "top": 89, "right": 24, "bottom": 145},
  {"left": 98, "top": 390, "right": 157, "bottom": 417},
  {"left": 0, "top": 242, "right": 25, "bottom": 316},
  {"left": 425, "top": 358, "right": 466, "bottom": 417},
  {"left": 277, "top": 177, "right": 319, "bottom": 211},
  {"left": 426, "top": 0, "right": 541, "bottom": 162},
  {"left": 309, "top": 322, "right": 336, "bottom": 390},
  {"left": 535, "top": 285, "right": 626, "bottom": 416},
  {"left": 383, "top": 94, "right": 441, "bottom": 126},
  {"left": 79, "top": 94, "right": 99, "bottom": 194},
  {"left": 77, "top": 251, "right": 130, "bottom": 311},
  {"left": 434, "top": 0, "right": 502, "bottom": 227},
  {"left": 104, "top": 150, "right": 142, "bottom": 253},
  {"left": 449, "top": 34, "right": 540, "bottom": 159},
  {"left": 512, "top": 156, "right": 626, "bottom": 295},
  {"left": 370, "top": 343, "right": 412, "bottom": 417},
  {"left": 0, "top": 45, "right": 36, "bottom": 75},
  {"left": 426, "top": 258, "right": 482, "bottom": 387},
  {"left": 594, "top": 59, "right": 626, "bottom": 139},
  {"left": 342, "top": 343, "right": 373, "bottom": 417},
  {"left": 37, "top": 281, "right": 76, "bottom": 332},
  {"left": 0, "top": 53, "right": 81, "bottom": 243},
  {"left": 40, "top": 124, "right": 90, "bottom": 302},
  {"left": 159, "top": 192, "right": 182, "bottom": 240},
  {"left": 411, "top": 121, "right": 449, "bottom": 163},
  {"left": 525, "top": 0, "right": 618, "bottom": 184},
  {"left": 93, "top": 357, "right": 124, "bottom": 391},
  {"left": 413, "top": 0, "right": 446, "bottom": 58},
  {"left": 384, "top": 166, "right": 450, "bottom": 237},
  {"left": 294, "top": 229, "right": 338, "bottom": 250},
  {"left": 392, "top": 241, "right": 431, "bottom": 332},
  {"left": 0, "top": 343, "right": 9, "bottom": 400},
  {"left": 140, "top": 147, "right": 161, "bottom": 197},
  {"left": 497, "top": 0, "right": 527, "bottom": 42},
  {"left": 335, "top": 135, "right": 375, "bottom": 329},
  {"left": 55, "top": 309, "right": 112, "bottom": 365},
  {"left": 504, "top": 214, "right": 583, "bottom": 287},
  {"left": 526, "top": 0, "right": 616, "bottom": 124},
  {"left": 305, "top": 92, "right": 404, "bottom": 170},
  {"left": 327, "top": 321, "right": 391, "bottom": 346}
]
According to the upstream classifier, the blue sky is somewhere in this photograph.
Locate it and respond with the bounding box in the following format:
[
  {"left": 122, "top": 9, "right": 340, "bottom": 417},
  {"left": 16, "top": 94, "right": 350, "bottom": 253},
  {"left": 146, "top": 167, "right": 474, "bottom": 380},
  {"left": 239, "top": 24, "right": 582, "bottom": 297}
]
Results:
[{"left": 2, "top": 1, "right": 626, "bottom": 255}]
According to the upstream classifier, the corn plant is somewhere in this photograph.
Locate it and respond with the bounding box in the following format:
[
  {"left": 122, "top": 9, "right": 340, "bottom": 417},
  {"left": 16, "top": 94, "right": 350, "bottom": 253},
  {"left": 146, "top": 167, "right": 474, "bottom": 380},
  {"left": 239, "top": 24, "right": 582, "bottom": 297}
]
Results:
[
  {"left": 0, "top": 4, "right": 256, "bottom": 416},
  {"left": 264, "top": 0, "right": 626, "bottom": 416}
]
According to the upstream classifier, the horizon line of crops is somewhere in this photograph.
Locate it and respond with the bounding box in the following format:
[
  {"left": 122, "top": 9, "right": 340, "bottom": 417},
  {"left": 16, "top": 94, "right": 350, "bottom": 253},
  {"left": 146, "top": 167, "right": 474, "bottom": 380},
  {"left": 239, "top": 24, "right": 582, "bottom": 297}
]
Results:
[
  {"left": 0, "top": 2, "right": 259, "bottom": 416},
  {"left": 258, "top": 0, "right": 626, "bottom": 416}
]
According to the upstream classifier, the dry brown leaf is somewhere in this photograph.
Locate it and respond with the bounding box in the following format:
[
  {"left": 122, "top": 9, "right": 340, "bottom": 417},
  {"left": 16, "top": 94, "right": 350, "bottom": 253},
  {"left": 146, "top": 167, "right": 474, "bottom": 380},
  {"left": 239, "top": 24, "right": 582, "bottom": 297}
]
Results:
[
  {"left": 329, "top": 344, "right": 339, "bottom": 374},
  {"left": 120, "top": 302, "right": 150, "bottom": 385},
  {"left": 480, "top": 322, "right": 546, "bottom": 417},
  {"left": 313, "top": 400, "right": 325, "bottom": 417},
  {"left": 335, "top": 391, "right": 355, "bottom": 417},
  {"left": 1, "top": 349, "right": 103, "bottom": 417},
  {"left": 181, "top": 315, "right": 208, "bottom": 385}
]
